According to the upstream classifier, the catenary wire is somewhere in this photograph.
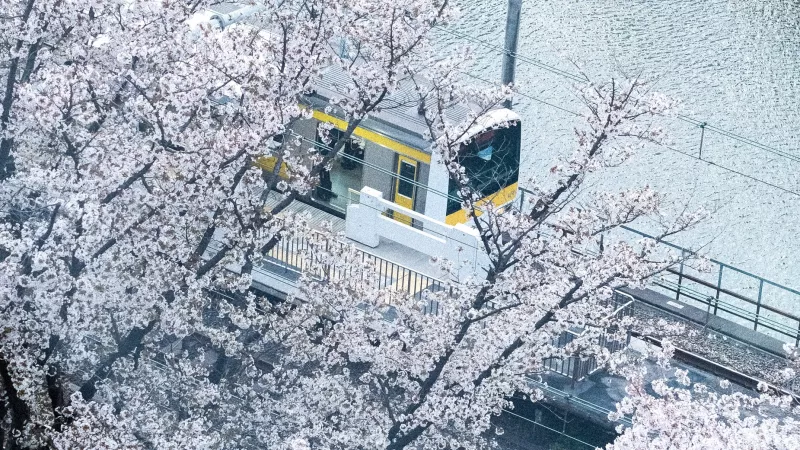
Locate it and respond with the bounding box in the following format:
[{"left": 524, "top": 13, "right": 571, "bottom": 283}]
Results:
[
  {"left": 655, "top": 142, "right": 800, "bottom": 197},
  {"left": 463, "top": 70, "right": 800, "bottom": 198},
  {"left": 438, "top": 26, "right": 800, "bottom": 166},
  {"left": 500, "top": 408, "right": 599, "bottom": 449},
  {"left": 460, "top": 71, "right": 581, "bottom": 117},
  {"left": 437, "top": 28, "right": 800, "bottom": 198}
]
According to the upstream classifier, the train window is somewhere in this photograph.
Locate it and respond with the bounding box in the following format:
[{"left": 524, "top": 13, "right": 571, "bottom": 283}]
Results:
[
  {"left": 312, "top": 122, "right": 365, "bottom": 213},
  {"left": 447, "top": 122, "right": 520, "bottom": 216},
  {"left": 397, "top": 161, "right": 416, "bottom": 198}
]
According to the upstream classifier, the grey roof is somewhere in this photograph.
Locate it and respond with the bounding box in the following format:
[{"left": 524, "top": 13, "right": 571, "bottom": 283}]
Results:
[
  {"left": 207, "top": 2, "right": 244, "bottom": 15},
  {"left": 309, "top": 64, "right": 477, "bottom": 154}
]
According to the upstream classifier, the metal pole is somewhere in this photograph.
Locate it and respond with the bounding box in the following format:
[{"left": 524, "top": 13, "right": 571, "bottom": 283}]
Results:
[
  {"left": 754, "top": 279, "right": 764, "bottom": 331},
  {"left": 501, "top": 0, "right": 522, "bottom": 109},
  {"left": 714, "top": 265, "right": 723, "bottom": 315},
  {"left": 675, "top": 251, "right": 685, "bottom": 302},
  {"left": 698, "top": 122, "right": 707, "bottom": 159},
  {"left": 796, "top": 321, "right": 800, "bottom": 347}
]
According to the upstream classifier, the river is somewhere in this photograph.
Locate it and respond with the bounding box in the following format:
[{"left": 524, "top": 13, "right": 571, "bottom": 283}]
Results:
[{"left": 438, "top": 0, "right": 800, "bottom": 297}]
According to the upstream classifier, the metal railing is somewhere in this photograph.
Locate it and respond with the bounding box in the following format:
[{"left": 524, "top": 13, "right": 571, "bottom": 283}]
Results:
[
  {"left": 256, "top": 230, "right": 635, "bottom": 382},
  {"left": 263, "top": 230, "right": 448, "bottom": 303},
  {"left": 514, "top": 186, "right": 800, "bottom": 345},
  {"left": 622, "top": 226, "right": 800, "bottom": 345},
  {"left": 542, "top": 290, "right": 635, "bottom": 383}
]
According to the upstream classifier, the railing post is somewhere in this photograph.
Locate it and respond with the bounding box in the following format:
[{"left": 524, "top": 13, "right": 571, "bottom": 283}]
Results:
[
  {"left": 675, "top": 251, "right": 685, "bottom": 302},
  {"left": 381, "top": 259, "right": 387, "bottom": 289},
  {"left": 796, "top": 321, "right": 800, "bottom": 347},
  {"left": 754, "top": 279, "right": 764, "bottom": 331},
  {"left": 704, "top": 297, "right": 713, "bottom": 328},
  {"left": 714, "top": 265, "right": 723, "bottom": 315}
]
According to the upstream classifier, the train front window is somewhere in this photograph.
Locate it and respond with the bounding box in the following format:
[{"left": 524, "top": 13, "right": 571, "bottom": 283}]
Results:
[{"left": 446, "top": 122, "right": 521, "bottom": 216}]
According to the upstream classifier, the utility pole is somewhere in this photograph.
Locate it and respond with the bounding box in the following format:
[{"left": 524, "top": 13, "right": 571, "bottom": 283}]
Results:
[{"left": 501, "top": 0, "right": 522, "bottom": 109}]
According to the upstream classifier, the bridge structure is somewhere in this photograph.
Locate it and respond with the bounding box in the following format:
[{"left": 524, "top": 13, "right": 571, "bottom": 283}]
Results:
[{"left": 226, "top": 185, "right": 800, "bottom": 448}]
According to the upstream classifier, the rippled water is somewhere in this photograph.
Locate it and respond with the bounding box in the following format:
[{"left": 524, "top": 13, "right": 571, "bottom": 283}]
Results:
[{"left": 439, "top": 0, "right": 800, "bottom": 291}]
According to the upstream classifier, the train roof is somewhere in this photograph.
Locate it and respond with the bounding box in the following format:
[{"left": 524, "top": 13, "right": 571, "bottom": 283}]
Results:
[
  {"left": 202, "top": 3, "right": 521, "bottom": 154},
  {"left": 307, "top": 64, "right": 475, "bottom": 153}
]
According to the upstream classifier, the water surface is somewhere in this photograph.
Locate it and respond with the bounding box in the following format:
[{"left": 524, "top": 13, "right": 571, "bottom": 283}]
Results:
[{"left": 440, "top": 0, "right": 800, "bottom": 294}]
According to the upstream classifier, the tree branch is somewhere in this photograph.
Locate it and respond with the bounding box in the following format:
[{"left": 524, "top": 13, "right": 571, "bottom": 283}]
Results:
[
  {"left": 101, "top": 158, "right": 156, "bottom": 205},
  {"left": 79, "top": 319, "right": 158, "bottom": 401}
]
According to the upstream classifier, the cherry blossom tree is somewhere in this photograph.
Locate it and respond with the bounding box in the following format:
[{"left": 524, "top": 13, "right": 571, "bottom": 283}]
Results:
[
  {"left": 254, "top": 77, "right": 708, "bottom": 449},
  {"left": 0, "top": 0, "right": 457, "bottom": 447},
  {"left": 0, "top": 0, "right": 723, "bottom": 449},
  {"left": 608, "top": 362, "right": 800, "bottom": 450}
]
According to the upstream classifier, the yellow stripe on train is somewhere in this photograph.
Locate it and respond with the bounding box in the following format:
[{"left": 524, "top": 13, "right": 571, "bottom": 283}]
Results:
[
  {"left": 311, "top": 110, "right": 432, "bottom": 164},
  {"left": 445, "top": 182, "right": 519, "bottom": 225}
]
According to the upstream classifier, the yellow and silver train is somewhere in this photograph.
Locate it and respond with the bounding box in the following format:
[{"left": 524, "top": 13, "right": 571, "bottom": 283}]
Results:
[
  {"left": 198, "top": 4, "right": 521, "bottom": 227},
  {"left": 262, "top": 65, "right": 521, "bottom": 227}
]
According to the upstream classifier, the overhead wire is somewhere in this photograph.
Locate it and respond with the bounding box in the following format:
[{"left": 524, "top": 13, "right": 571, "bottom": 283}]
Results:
[
  {"left": 676, "top": 114, "right": 800, "bottom": 164},
  {"left": 437, "top": 27, "right": 586, "bottom": 83},
  {"left": 438, "top": 26, "right": 800, "bottom": 196},
  {"left": 459, "top": 71, "right": 581, "bottom": 117},
  {"left": 463, "top": 70, "right": 800, "bottom": 198},
  {"left": 655, "top": 142, "right": 800, "bottom": 197},
  {"left": 440, "top": 26, "right": 800, "bottom": 162},
  {"left": 500, "top": 408, "right": 601, "bottom": 449}
]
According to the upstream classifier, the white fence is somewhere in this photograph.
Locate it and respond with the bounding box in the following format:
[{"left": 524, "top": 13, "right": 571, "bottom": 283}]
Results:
[{"left": 345, "top": 187, "right": 490, "bottom": 280}]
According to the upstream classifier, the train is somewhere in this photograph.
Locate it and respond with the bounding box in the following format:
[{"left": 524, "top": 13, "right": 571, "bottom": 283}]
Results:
[{"left": 198, "top": 3, "right": 522, "bottom": 227}]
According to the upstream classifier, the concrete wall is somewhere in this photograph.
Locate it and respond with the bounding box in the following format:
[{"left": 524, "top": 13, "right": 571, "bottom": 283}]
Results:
[{"left": 346, "top": 187, "right": 487, "bottom": 279}]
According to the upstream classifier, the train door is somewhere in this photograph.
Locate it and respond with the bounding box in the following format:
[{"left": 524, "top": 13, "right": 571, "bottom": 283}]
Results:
[{"left": 393, "top": 155, "right": 418, "bottom": 225}]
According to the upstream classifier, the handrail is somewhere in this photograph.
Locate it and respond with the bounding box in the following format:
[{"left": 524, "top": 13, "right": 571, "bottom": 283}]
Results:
[
  {"left": 619, "top": 224, "right": 800, "bottom": 297},
  {"left": 515, "top": 185, "right": 800, "bottom": 344},
  {"left": 517, "top": 187, "right": 799, "bottom": 294},
  {"left": 258, "top": 230, "right": 448, "bottom": 299},
  {"left": 663, "top": 268, "right": 800, "bottom": 322},
  {"left": 248, "top": 229, "right": 632, "bottom": 384},
  {"left": 544, "top": 291, "right": 634, "bottom": 382},
  {"left": 653, "top": 278, "right": 799, "bottom": 339}
]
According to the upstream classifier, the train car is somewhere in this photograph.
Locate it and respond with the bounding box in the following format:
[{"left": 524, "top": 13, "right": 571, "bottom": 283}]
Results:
[
  {"left": 196, "top": 4, "right": 521, "bottom": 227},
  {"left": 269, "top": 63, "right": 521, "bottom": 226}
]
